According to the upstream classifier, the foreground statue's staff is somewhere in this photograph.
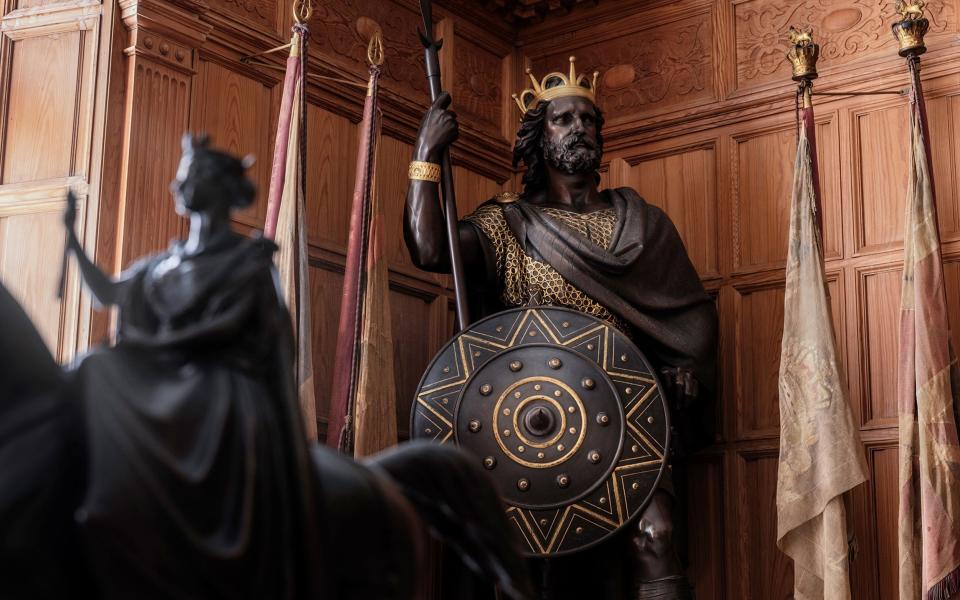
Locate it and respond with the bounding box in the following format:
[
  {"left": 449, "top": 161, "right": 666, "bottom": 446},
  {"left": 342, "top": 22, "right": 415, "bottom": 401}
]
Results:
[{"left": 405, "top": 57, "right": 718, "bottom": 598}]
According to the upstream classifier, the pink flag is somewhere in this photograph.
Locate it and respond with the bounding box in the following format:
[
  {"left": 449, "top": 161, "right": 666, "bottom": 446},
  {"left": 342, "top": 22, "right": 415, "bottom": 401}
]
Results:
[
  {"left": 897, "top": 84, "right": 960, "bottom": 600},
  {"left": 265, "top": 30, "right": 317, "bottom": 441}
]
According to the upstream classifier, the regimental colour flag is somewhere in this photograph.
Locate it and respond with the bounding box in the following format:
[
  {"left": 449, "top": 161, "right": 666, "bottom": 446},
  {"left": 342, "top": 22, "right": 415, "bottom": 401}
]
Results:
[
  {"left": 896, "top": 84, "right": 960, "bottom": 600},
  {"left": 776, "top": 94, "right": 868, "bottom": 600}
]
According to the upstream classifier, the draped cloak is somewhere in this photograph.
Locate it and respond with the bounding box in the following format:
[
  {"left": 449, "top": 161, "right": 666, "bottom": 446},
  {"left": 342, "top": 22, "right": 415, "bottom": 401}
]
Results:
[
  {"left": 466, "top": 187, "right": 718, "bottom": 449},
  {"left": 71, "top": 236, "right": 323, "bottom": 600}
]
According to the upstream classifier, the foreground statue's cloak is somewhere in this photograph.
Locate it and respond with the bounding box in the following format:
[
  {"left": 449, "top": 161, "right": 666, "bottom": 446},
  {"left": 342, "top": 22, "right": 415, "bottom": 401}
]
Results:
[{"left": 73, "top": 236, "right": 323, "bottom": 599}]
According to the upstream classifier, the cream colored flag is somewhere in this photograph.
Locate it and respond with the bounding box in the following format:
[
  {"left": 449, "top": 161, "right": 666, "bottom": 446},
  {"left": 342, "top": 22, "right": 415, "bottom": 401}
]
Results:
[
  {"left": 273, "top": 75, "right": 318, "bottom": 441},
  {"left": 776, "top": 105, "right": 868, "bottom": 600}
]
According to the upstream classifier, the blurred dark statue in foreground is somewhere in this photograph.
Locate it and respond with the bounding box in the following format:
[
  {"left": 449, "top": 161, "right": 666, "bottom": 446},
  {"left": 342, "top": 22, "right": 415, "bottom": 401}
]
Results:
[{"left": 0, "top": 135, "right": 531, "bottom": 600}]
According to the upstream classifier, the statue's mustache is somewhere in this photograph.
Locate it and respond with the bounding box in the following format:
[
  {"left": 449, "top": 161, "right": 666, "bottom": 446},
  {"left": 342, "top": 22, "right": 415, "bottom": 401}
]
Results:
[{"left": 559, "top": 132, "right": 596, "bottom": 150}]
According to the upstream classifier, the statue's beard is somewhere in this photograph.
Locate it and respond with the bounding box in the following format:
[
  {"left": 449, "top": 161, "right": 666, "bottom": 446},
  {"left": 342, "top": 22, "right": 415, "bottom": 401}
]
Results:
[{"left": 543, "top": 133, "right": 601, "bottom": 175}]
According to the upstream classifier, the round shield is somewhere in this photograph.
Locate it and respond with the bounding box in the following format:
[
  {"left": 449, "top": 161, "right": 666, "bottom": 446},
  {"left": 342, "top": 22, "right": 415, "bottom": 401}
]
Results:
[{"left": 411, "top": 307, "right": 669, "bottom": 556}]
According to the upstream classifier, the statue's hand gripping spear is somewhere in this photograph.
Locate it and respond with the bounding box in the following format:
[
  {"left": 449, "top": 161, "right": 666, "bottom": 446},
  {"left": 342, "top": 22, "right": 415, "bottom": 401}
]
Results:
[{"left": 418, "top": 0, "right": 470, "bottom": 330}]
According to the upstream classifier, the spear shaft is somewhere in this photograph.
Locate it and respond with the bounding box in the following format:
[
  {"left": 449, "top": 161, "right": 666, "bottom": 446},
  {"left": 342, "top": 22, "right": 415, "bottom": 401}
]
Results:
[{"left": 419, "top": 0, "right": 470, "bottom": 331}]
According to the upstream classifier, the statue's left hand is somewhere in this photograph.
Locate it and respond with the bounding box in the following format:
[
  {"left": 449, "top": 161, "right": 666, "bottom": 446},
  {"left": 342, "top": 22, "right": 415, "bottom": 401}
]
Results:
[{"left": 660, "top": 367, "right": 699, "bottom": 410}]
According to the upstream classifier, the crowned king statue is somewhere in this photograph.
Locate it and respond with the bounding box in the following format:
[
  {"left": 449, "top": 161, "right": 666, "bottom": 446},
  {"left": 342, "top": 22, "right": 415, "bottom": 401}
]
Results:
[{"left": 405, "top": 55, "right": 719, "bottom": 599}]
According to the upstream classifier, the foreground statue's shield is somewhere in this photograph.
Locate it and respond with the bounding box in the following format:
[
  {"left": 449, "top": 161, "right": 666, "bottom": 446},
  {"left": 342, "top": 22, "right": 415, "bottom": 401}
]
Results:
[{"left": 412, "top": 307, "right": 669, "bottom": 556}]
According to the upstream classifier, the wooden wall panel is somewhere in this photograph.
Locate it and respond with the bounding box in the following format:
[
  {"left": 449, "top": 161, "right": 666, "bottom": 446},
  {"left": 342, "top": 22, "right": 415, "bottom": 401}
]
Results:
[
  {"left": 453, "top": 35, "right": 504, "bottom": 136},
  {"left": 306, "top": 105, "right": 357, "bottom": 249},
  {"left": 944, "top": 260, "right": 960, "bottom": 355},
  {"left": 454, "top": 165, "right": 504, "bottom": 217},
  {"left": 870, "top": 444, "right": 900, "bottom": 600},
  {"left": 685, "top": 456, "right": 726, "bottom": 600},
  {"left": 2, "top": 32, "right": 82, "bottom": 184},
  {"left": 0, "top": 209, "right": 65, "bottom": 348},
  {"left": 737, "top": 451, "right": 793, "bottom": 600},
  {"left": 0, "top": 0, "right": 104, "bottom": 361},
  {"left": 857, "top": 266, "right": 901, "bottom": 426},
  {"left": 390, "top": 287, "right": 439, "bottom": 439},
  {"left": 309, "top": 263, "right": 344, "bottom": 429},
  {"left": 191, "top": 59, "right": 276, "bottom": 225},
  {"left": 853, "top": 91, "right": 960, "bottom": 254},
  {"left": 853, "top": 102, "right": 910, "bottom": 253},
  {"left": 116, "top": 60, "right": 191, "bottom": 264},
  {"left": 377, "top": 134, "right": 418, "bottom": 272},
  {"left": 628, "top": 144, "right": 719, "bottom": 278},
  {"left": 734, "top": 282, "right": 784, "bottom": 437}
]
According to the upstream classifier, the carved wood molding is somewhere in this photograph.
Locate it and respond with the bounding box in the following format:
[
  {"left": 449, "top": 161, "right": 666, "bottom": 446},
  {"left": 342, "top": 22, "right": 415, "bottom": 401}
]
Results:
[
  {"left": 733, "top": 0, "right": 958, "bottom": 91},
  {"left": 1, "top": 0, "right": 101, "bottom": 38},
  {"left": 119, "top": 0, "right": 212, "bottom": 73}
]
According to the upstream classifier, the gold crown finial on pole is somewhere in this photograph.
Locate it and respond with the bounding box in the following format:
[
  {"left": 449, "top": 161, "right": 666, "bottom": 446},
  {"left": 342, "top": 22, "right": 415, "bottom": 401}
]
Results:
[
  {"left": 786, "top": 26, "right": 819, "bottom": 82},
  {"left": 892, "top": 0, "right": 929, "bottom": 57}
]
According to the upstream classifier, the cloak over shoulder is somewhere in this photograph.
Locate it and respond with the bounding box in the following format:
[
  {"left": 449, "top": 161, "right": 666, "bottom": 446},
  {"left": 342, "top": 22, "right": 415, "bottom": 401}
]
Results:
[{"left": 500, "top": 188, "right": 717, "bottom": 390}]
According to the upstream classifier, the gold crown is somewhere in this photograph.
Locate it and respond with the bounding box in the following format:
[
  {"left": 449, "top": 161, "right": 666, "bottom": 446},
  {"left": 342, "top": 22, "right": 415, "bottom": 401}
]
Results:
[
  {"left": 512, "top": 56, "right": 599, "bottom": 116},
  {"left": 786, "top": 26, "right": 820, "bottom": 81},
  {"left": 892, "top": 1, "right": 929, "bottom": 57}
]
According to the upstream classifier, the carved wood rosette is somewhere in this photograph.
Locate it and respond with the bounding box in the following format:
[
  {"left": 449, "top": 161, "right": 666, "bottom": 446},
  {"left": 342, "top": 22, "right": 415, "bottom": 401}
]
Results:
[{"left": 115, "top": 0, "right": 211, "bottom": 265}]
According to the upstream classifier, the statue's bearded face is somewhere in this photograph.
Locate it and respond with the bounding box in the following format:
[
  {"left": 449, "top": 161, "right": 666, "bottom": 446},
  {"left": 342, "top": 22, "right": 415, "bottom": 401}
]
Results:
[{"left": 541, "top": 96, "right": 602, "bottom": 175}]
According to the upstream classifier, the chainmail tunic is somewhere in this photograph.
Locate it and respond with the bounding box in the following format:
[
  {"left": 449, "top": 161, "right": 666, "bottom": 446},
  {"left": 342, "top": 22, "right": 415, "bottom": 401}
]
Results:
[{"left": 464, "top": 200, "right": 631, "bottom": 333}]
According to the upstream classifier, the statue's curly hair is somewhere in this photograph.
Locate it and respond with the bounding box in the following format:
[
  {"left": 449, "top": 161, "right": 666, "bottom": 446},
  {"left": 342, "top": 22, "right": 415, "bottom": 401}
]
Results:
[{"left": 511, "top": 100, "right": 605, "bottom": 197}]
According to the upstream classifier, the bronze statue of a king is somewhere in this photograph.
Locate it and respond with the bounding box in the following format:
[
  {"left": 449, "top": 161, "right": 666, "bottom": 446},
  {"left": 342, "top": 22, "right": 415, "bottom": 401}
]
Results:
[{"left": 405, "top": 57, "right": 718, "bottom": 599}]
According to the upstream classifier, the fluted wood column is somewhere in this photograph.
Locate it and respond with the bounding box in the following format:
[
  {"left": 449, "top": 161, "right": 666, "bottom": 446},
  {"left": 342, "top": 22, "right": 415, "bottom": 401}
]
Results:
[{"left": 115, "top": 0, "right": 210, "bottom": 266}]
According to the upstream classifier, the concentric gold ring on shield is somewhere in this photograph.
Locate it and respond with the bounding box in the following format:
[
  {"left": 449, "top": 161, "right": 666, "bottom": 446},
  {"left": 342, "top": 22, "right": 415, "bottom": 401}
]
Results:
[
  {"left": 510, "top": 395, "right": 567, "bottom": 449},
  {"left": 492, "top": 376, "right": 587, "bottom": 469}
]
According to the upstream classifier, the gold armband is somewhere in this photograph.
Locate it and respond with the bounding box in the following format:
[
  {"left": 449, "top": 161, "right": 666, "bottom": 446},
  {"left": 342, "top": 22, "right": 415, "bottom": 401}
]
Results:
[{"left": 408, "top": 160, "right": 441, "bottom": 183}]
